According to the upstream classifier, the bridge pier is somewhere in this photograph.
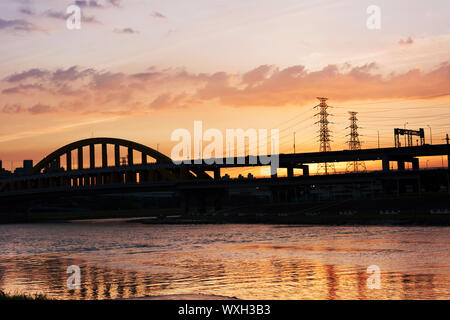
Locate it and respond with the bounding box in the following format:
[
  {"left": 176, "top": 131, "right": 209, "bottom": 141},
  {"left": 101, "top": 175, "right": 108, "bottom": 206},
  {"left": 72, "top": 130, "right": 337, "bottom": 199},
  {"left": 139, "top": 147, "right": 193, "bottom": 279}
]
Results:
[
  {"left": 89, "top": 144, "right": 95, "bottom": 169},
  {"left": 128, "top": 147, "right": 134, "bottom": 166},
  {"left": 126, "top": 171, "right": 136, "bottom": 184},
  {"left": 78, "top": 147, "right": 83, "bottom": 170},
  {"left": 214, "top": 168, "right": 221, "bottom": 180},
  {"left": 412, "top": 158, "right": 420, "bottom": 171},
  {"left": 66, "top": 151, "right": 72, "bottom": 171},
  {"left": 102, "top": 144, "right": 108, "bottom": 168},
  {"left": 287, "top": 167, "right": 294, "bottom": 178},
  {"left": 382, "top": 157, "right": 390, "bottom": 171},
  {"left": 115, "top": 144, "right": 120, "bottom": 167},
  {"left": 398, "top": 160, "right": 405, "bottom": 171}
]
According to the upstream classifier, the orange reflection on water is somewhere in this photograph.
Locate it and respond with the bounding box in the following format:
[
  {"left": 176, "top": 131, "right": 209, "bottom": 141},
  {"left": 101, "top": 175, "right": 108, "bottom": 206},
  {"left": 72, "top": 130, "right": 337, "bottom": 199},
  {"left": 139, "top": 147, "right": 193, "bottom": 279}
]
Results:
[
  {"left": 0, "top": 224, "right": 449, "bottom": 300},
  {"left": 0, "top": 253, "right": 448, "bottom": 300}
]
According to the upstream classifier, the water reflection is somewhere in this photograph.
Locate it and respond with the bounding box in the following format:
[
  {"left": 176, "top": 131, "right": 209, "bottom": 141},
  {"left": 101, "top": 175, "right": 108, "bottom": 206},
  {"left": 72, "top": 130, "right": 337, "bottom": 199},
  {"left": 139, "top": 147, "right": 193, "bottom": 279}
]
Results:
[
  {"left": 0, "top": 253, "right": 447, "bottom": 300},
  {"left": 0, "top": 224, "right": 449, "bottom": 300}
]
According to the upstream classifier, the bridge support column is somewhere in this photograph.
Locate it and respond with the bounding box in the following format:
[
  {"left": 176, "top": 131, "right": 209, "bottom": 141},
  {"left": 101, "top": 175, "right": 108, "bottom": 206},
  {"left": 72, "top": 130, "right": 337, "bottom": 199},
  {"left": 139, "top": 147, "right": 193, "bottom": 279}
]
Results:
[
  {"left": 78, "top": 147, "right": 83, "bottom": 170},
  {"left": 115, "top": 145, "right": 120, "bottom": 167},
  {"left": 89, "top": 144, "right": 95, "bottom": 169},
  {"left": 271, "top": 164, "right": 278, "bottom": 179},
  {"left": 298, "top": 165, "right": 309, "bottom": 176},
  {"left": 287, "top": 167, "right": 294, "bottom": 178},
  {"left": 141, "top": 153, "right": 147, "bottom": 165},
  {"left": 398, "top": 161, "right": 405, "bottom": 171},
  {"left": 412, "top": 158, "right": 420, "bottom": 171},
  {"left": 382, "top": 158, "right": 390, "bottom": 172},
  {"left": 180, "top": 192, "right": 190, "bottom": 215},
  {"left": 214, "top": 168, "right": 221, "bottom": 180},
  {"left": 128, "top": 147, "right": 134, "bottom": 166},
  {"left": 448, "top": 154, "right": 450, "bottom": 168},
  {"left": 102, "top": 144, "right": 108, "bottom": 168},
  {"left": 126, "top": 171, "right": 136, "bottom": 184},
  {"left": 66, "top": 151, "right": 72, "bottom": 171}
]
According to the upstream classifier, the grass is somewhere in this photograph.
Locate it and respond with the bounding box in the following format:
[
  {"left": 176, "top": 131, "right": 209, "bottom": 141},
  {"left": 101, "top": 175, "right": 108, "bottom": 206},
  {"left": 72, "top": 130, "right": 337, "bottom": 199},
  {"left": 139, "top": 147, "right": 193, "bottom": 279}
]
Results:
[{"left": 0, "top": 290, "right": 47, "bottom": 300}]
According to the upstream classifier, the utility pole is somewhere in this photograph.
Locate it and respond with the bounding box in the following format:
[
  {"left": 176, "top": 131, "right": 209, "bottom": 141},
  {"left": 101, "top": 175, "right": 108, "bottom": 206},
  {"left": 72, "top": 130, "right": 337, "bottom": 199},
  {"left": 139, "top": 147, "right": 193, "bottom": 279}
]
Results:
[
  {"left": 314, "top": 97, "right": 335, "bottom": 175},
  {"left": 427, "top": 125, "right": 432, "bottom": 144},
  {"left": 293, "top": 132, "right": 296, "bottom": 154},
  {"left": 377, "top": 130, "right": 380, "bottom": 149},
  {"left": 346, "top": 111, "right": 366, "bottom": 173}
]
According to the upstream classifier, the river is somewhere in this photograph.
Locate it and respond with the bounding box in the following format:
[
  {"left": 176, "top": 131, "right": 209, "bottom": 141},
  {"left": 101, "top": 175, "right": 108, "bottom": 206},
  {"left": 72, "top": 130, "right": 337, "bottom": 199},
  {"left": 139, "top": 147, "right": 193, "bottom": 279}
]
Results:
[{"left": 0, "top": 221, "right": 449, "bottom": 299}]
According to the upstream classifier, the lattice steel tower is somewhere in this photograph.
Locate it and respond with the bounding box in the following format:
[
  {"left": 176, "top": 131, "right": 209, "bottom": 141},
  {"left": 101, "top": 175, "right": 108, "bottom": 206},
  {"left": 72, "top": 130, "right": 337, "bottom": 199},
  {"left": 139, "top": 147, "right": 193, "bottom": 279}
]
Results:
[
  {"left": 315, "top": 97, "right": 335, "bottom": 174},
  {"left": 346, "top": 111, "right": 366, "bottom": 173}
]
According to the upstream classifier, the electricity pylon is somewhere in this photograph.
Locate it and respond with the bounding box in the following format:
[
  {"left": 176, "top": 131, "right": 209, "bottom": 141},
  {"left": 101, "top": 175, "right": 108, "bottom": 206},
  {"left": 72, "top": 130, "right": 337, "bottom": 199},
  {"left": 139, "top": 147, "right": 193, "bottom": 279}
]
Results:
[
  {"left": 346, "top": 111, "right": 366, "bottom": 173},
  {"left": 315, "top": 97, "right": 336, "bottom": 175}
]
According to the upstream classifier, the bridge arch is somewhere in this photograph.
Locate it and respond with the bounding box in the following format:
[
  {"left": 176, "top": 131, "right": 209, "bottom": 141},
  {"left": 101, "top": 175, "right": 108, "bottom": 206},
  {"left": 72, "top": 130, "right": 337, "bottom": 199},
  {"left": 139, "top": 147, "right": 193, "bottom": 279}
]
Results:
[{"left": 30, "top": 137, "right": 173, "bottom": 175}]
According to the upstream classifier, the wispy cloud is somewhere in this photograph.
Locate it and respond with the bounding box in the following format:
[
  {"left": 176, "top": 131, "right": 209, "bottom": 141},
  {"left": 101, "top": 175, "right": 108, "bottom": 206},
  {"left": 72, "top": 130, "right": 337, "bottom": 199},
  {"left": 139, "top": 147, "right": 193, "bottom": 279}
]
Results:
[
  {"left": 0, "top": 117, "right": 120, "bottom": 143},
  {"left": 44, "top": 9, "right": 101, "bottom": 24},
  {"left": 151, "top": 11, "right": 166, "bottom": 19},
  {"left": 113, "top": 27, "right": 139, "bottom": 34},
  {"left": 75, "top": 0, "right": 122, "bottom": 9},
  {"left": 19, "top": 7, "right": 35, "bottom": 16},
  {"left": 2, "top": 61, "right": 449, "bottom": 117},
  {"left": 399, "top": 37, "right": 414, "bottom": 46},
  {"left": 0, "top": 18, "right": 45, "bottom": 33}
]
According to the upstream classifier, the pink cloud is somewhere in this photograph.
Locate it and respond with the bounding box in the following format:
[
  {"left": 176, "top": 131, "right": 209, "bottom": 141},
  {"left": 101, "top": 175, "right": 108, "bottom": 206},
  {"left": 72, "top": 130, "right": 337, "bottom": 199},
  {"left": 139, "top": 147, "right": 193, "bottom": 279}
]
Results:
[{"left": 2, "top": 61, "right": 449, "bottom": 116}]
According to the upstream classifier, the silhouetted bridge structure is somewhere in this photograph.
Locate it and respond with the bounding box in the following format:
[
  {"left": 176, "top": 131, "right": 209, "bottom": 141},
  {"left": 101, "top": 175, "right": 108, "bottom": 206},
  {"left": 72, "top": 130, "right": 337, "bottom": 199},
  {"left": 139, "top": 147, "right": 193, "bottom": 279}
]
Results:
[{"left": 1, "top": 138, "right": 449, "bottom": 208}]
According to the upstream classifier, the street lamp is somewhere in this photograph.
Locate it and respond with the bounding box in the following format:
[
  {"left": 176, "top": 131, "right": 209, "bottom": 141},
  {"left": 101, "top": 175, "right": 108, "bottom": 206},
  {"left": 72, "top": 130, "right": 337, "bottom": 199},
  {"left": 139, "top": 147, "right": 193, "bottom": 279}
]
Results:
[{"left": 427, "top": 125, "right": 432, "bottom": 145}]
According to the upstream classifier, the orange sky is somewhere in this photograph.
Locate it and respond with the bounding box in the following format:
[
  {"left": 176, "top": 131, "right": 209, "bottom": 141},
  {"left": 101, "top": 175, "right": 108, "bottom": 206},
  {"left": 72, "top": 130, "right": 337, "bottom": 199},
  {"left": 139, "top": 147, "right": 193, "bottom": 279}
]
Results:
[{"left": 0, "top": 0, "right": 449, "bottom": 172}]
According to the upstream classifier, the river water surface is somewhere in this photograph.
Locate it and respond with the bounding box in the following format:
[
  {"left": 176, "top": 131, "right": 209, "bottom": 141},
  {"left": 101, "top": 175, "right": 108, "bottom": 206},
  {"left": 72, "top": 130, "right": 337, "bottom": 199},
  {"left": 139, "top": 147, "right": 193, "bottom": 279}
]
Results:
[{"left": 0, "top": 221, "right": 449, "bottom": 300}]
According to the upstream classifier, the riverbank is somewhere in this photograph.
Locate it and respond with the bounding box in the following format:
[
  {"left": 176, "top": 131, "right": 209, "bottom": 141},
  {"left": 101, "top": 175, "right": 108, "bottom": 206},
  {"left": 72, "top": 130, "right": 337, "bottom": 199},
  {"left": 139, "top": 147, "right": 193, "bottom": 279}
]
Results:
[
  {"left": 1, "top": 195, "right": 449, "bottom": 225},
  {"left": 0, "top": 290, "right": 47, "bottom": 300}
]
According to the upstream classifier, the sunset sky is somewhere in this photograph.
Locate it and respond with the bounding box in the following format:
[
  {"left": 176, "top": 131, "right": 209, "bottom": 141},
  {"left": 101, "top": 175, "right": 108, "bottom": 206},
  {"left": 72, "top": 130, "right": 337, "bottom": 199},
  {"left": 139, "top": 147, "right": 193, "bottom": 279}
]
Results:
[{"left": 0, "top": 0, "right": 449, "bottom": 172}]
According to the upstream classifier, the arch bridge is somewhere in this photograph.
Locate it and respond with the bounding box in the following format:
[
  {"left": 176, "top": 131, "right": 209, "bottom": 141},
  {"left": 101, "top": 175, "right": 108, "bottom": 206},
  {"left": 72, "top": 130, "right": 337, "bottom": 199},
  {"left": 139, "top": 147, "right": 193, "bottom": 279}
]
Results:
[{"left": 0, "top": 138, "right": 211, "bottom": 193}]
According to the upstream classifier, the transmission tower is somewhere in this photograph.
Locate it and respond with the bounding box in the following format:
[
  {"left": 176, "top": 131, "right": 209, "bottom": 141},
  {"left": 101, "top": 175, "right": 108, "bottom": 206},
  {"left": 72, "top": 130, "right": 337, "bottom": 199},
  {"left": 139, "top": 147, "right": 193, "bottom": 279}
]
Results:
[
  {"left": 314, "top": 97, "right": 336, "bottom": 175},
  {"left": 346, "top": 111, "right": 366, "bottom": 173}
]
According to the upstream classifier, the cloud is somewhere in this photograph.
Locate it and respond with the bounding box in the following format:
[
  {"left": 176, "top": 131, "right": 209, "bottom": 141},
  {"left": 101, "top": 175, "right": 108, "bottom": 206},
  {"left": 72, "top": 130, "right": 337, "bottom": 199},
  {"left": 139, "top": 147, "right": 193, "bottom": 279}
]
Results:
[
  {"left": 0, "top": 18, "right": 43, "bottom": 33},
  {"left": 113, "top": 27, "right": 139, "bottom": 34},
  {"left": 4, "top": 68, "right": 49, "bottom": 82},
  {"left": 151, "top": 11, "right": 166, "bottom": 19},
  {"left": 44, "top": 10, "right": 101, "bottom": 24},
  {"left": 75, "top": 0, "right": 122, "bottom": 9},
  {"left": 149, "top": 93, "right": 189, "bottom": 109},
  {"left": 51, "top": 66, "right": 95, "bottom": 82},
  {"left": 75, "top": 0, "right": 102, "bottom": 8},
  {"left": 108, "top": 0, "right": 122, "bottom": 7},
  {"left": 2, "top": 62, "right": 449, "bottom": 116},
  {"left": 2, "top": 84, "right": 47, "bottom": 95},
  {"left": 399, "top": 37, "right": 414, "bottom": 46},
  {"left": 19, "top": 7, "right": 35, "bottom": 16},
  {"left": 28, "top": 103, "right": 56, "bottom": 115},
  {"left": 2, "top": 104, "right": 24, "bottom": 114},
  {"left": 193, "top": 62, "right": 450, "bottom": 107},
  {"left": 2, "top": 103, "right": 56, "bottom": 115}
]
